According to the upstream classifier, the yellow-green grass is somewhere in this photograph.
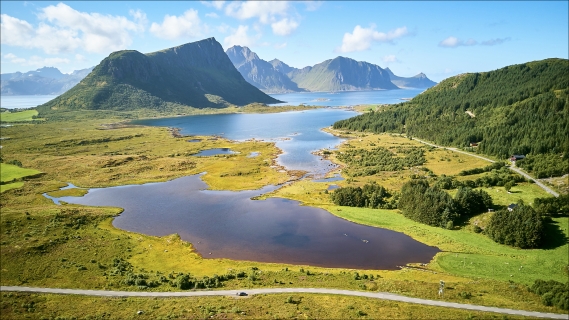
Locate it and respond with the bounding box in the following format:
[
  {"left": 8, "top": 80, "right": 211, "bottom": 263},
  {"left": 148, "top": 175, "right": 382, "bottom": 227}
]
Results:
[
  {"left": 0, "top": 109, "right": 41, "bottom": 122},
  {"left": 46, "top": 187, "right": 89, "bottom": 197},
  {"left": 0, "top": 292, "right": 536, "bottom": 320},
  {"left": 0, "top": 120, "right": 291, "bottom": 190},
  {"left": 0, "top": 181, "right": 24, "bottom": 193},
  {"left": 322, "top": 205, "right": 568, "bottom": 285},
  {"left": 0, "top": 208, "right": 559, "bottom": 314},
  {"left": 424, "top": 149, "right": 491, "bottom": 176},
  {"left": 0, "top": 163, "right": 42, "bottom": 183}
]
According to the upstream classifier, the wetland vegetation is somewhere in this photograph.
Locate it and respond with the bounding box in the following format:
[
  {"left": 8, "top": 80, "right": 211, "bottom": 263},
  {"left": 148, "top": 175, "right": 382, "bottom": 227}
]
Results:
[{"left": 1, "top": 101, "right": 567, "bottom": 318}]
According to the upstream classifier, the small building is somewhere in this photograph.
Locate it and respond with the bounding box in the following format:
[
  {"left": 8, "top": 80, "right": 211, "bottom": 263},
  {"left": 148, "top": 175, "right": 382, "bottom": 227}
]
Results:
[
  {"left": 507, "top": 203, "right": 517, "bottom": 212},
  {"left": 469, "top": 142, "right": 479, "bottom": 147},
  {"left": 510, "top": 155, "right": 525, "bottom": 162}
]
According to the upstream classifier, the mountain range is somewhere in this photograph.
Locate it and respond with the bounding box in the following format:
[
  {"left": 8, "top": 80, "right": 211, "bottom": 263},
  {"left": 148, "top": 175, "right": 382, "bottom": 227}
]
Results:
[
  {"left": 37, "top": 38, "right": 279, "bottom": 113},
  {"left": 225, "top": 45, "right": 436, "bottom": 93},
  {"left": 1, "top": 67, "right": 93, "bottom": 95}
]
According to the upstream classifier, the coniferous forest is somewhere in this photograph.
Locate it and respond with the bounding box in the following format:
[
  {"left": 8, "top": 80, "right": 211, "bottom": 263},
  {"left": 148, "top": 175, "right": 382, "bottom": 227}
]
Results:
[{"left": 333, "top": 59, "right": 569, "bottom": 176}]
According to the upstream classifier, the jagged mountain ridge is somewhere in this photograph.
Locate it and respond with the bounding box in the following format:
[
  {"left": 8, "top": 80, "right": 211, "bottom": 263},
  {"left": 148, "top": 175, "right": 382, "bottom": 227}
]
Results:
[
  {"left": 227, "top": 46, "right": 436, "bottom": 93},
  {"left": 225, "top": 46, "right": 303, "bottom": 93}
]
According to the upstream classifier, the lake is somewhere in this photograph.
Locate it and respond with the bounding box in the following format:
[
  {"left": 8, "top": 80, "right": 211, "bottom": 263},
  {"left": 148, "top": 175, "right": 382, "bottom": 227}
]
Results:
[
  {"left": 133, "top": 108, "right": 360, "bottom": 177},
  {"left": 57, "top": 174, "right": 440, "bottom": 269},
  {"left": 269, "top": 88, "right": 424, "bottom": 107},
  {"left": 0, "top": 95, "right": 57, "bottom": 109}
]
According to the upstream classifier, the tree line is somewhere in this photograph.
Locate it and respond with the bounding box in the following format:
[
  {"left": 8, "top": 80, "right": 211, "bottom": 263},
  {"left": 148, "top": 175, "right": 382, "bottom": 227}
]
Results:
[{"left": 333, "top": 59, "right": 569, "bottom": 177}]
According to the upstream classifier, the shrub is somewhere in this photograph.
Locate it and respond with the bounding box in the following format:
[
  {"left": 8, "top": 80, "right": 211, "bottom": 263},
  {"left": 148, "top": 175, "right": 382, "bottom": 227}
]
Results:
[{"left": 485, "top": 204, "right": 543, "bottom": 248}]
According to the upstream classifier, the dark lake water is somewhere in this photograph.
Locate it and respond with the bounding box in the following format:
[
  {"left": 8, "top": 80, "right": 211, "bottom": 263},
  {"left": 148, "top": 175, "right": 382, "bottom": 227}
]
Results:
[
  {"left": 57, "top": 174, "right": 440, "bottom": 269},
  {"left": 269, "top": 89, "right": 424, "bottom": 107},
  {"left": 133, "top": 108, "right": 359, "bottom": 177}
]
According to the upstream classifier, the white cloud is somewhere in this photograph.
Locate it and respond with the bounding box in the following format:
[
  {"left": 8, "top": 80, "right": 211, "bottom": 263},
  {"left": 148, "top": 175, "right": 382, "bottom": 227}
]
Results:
[
  {"left": 205, "top": 12, "right": 219, "bottom": 18},
  {"left": 217, "top": 23, "right": 230, "bottom": 33},
  {"left": 303, "top": 1, "right": 323, "bottom": 11},
  {"left": 1, "top": 3, "right": 144, "bottom": 54},
  {"left": 129, "top": 9, "right": 148, "bottom": 26},
  {"left": 439, "top": 36, "right": 509, "bottom": 48},
  {"left": 223, "top": 25, "right": 259, "bottom": 48},
  {"left": 224, "top": 1, "right": 299, "bottom": 36},
  {"left": 201, "top": 1, "right": 226, "bottom": 10},
  {"left": 481, "top": 37, "right": 511, "bottom": 46},
  {"left": 439, "top": 36, "right": 477, "bottom": 48},
  {"left": 75, "top": 54, "right": 86, "bottom": 62},
  {"left": 225, "top": 1, "right": 289, "bottom": 24},
  {"left": 271, "top": 18, "right": 299, "bottom": 36},
  {"left": 274, "top": 42, "right": 287, "bottom": 49},
  {"left": 150, "top": 9, "right": 205, "bottom": 40},
  {"left": 3, "top": 53, "right": 70, "bottom": 68},
  {"left": 382, "top": 54, "right": 399, "bottom": 63},
  {"left": 337, "top": 25, "right": 409, "bottom": 53}
]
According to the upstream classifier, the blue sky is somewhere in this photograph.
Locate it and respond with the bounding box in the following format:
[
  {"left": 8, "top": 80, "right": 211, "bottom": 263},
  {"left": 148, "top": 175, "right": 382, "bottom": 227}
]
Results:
[{"left": 1, "top": 1, "right": 567, "bottom": 81}]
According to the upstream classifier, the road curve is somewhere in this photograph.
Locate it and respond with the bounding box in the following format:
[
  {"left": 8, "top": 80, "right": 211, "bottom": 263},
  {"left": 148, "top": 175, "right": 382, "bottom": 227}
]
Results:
[
  {"left": 1, "top": 286, "right": 567, "bottom": 319},
  {"left": 411, "top": 138, "right": 559, "bottom": 197}
]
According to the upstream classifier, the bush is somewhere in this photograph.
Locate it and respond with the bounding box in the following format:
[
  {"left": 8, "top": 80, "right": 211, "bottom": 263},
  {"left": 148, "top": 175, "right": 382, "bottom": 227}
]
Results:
[
  {"left": 454, "top": 187, "right": 493, "bottom": 217},
  {"left": 398, "top": 179, "right": 458, "bottom": 228},
  {"left": 330, "top": 182, "right": 392, "bottom": 209},
  {"left": 485, "top": 203, "right": 543, "bottom": 248},
  {"left": 529, "top": 279, "right": 569, "bottom": 310},
  {"left": 534, "top": 195, "right": 569, "bottom": 216}
]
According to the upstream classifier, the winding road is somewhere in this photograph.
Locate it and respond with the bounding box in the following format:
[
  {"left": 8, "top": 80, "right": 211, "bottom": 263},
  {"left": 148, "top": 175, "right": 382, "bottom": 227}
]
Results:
[
  {"left": 411, "top": 138, "right": 560, "bottom": 197},
  {"left": 1, "top": 286, "right": 567, "bottom": 319}
]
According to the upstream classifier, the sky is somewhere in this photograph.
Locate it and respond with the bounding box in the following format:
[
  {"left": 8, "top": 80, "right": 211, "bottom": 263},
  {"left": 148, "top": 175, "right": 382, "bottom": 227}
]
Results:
[{"left": 1, "top": 1, "right": 567, "bottom": 82}]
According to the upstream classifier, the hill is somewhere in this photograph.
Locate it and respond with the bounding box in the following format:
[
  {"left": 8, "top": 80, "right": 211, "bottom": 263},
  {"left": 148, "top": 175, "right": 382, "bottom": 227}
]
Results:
[
  {"left": 225, "top": 46, "right": 303, "bottom": 93},
  {"left": 384, "top": 68, "right": 437, "bottom": 89},
  {"left": 333, "top": 58, "right": 569, "bottom": 174},
  {"left": 38, "top": 38, "right": 280, "bottom": 114},
  {"left": 288, "top": 56, "right": 399, "bottom": 92},
  {"left": 1, "top": 67, "right": 93, "bottom": 95}
]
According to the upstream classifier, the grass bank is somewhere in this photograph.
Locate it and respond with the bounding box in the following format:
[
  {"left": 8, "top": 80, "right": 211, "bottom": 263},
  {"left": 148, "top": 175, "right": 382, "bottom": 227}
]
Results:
[{"left": 0, "top": 109, "right": 42, "bottom": 122}]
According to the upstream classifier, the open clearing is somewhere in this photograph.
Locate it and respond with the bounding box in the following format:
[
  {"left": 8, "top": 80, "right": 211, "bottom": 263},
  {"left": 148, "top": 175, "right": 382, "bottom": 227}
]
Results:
[{"left": 0, "top": 110, "right": 41, "bottom": 122}]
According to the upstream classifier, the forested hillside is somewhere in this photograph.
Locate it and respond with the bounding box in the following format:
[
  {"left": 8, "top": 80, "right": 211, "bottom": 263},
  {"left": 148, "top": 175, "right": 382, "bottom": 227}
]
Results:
[{"left": 333, "top": 58, "right": 569, "bottom": 175}]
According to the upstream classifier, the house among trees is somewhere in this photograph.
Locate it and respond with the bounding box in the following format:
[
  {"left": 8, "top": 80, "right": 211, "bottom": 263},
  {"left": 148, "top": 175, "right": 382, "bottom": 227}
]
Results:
[
  {"left": 507, "top": 203, "right": 518, "bottom": 211},
  {"left": 510, "top": 154, "right": 526, "bottom": 162},
  {"left": 469, "top": 142, "right": 479, "bottom": 147}
]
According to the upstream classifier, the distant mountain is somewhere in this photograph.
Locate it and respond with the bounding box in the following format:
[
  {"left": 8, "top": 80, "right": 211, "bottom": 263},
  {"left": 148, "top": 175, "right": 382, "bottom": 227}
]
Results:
[
  {"left": 385, "top": 68, "right": 437, "bottom": 89},
  {"left": 269, "top": 59, "right": 296, "bottom": 75},
  {"left": 38, "top": 38, "right": 280, "bottom": 113},
  {"left": 1, "top": 67, "right": 94, "bottom": 95},
  {"left": 289, "top": 56, "right": 399, "bottom": 92},
  {"left": 225, "top": 46, "right": 303, "bottom": 93}
]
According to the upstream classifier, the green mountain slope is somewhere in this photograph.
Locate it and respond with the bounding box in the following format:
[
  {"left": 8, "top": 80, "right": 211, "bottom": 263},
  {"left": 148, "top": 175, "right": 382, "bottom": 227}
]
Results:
[
  {"left": 289, "top": 56, "right": 399, "bottom": 92},
  {"left": 38, "top": 38, "right": 279, "bottom": 113},
  {"left": 333, "top": 58, "right": 569, "bottom": 164}
]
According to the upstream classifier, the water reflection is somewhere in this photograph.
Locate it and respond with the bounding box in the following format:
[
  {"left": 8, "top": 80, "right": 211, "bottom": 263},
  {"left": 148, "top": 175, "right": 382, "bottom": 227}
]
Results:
[{"left": 56, "top": 174, "right": 440, "bottom": 269}]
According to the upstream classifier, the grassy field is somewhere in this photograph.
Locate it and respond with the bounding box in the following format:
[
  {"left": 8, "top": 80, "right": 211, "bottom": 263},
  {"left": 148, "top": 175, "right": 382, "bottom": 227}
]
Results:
[
  {"left": 0, "top": 182, "right": 24, "bottom": 193},
  {"left": 0, "top": 163, "right": 42, "bottom": 183},
  {"left": 1, "top": 113, "right": 567, "bottom": 317},
  {"left": 0, "top": 109, "right": 41, "bottom": 122},
  {"left": 0, "top": 292, "right": 534, "bottom": 320}
]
